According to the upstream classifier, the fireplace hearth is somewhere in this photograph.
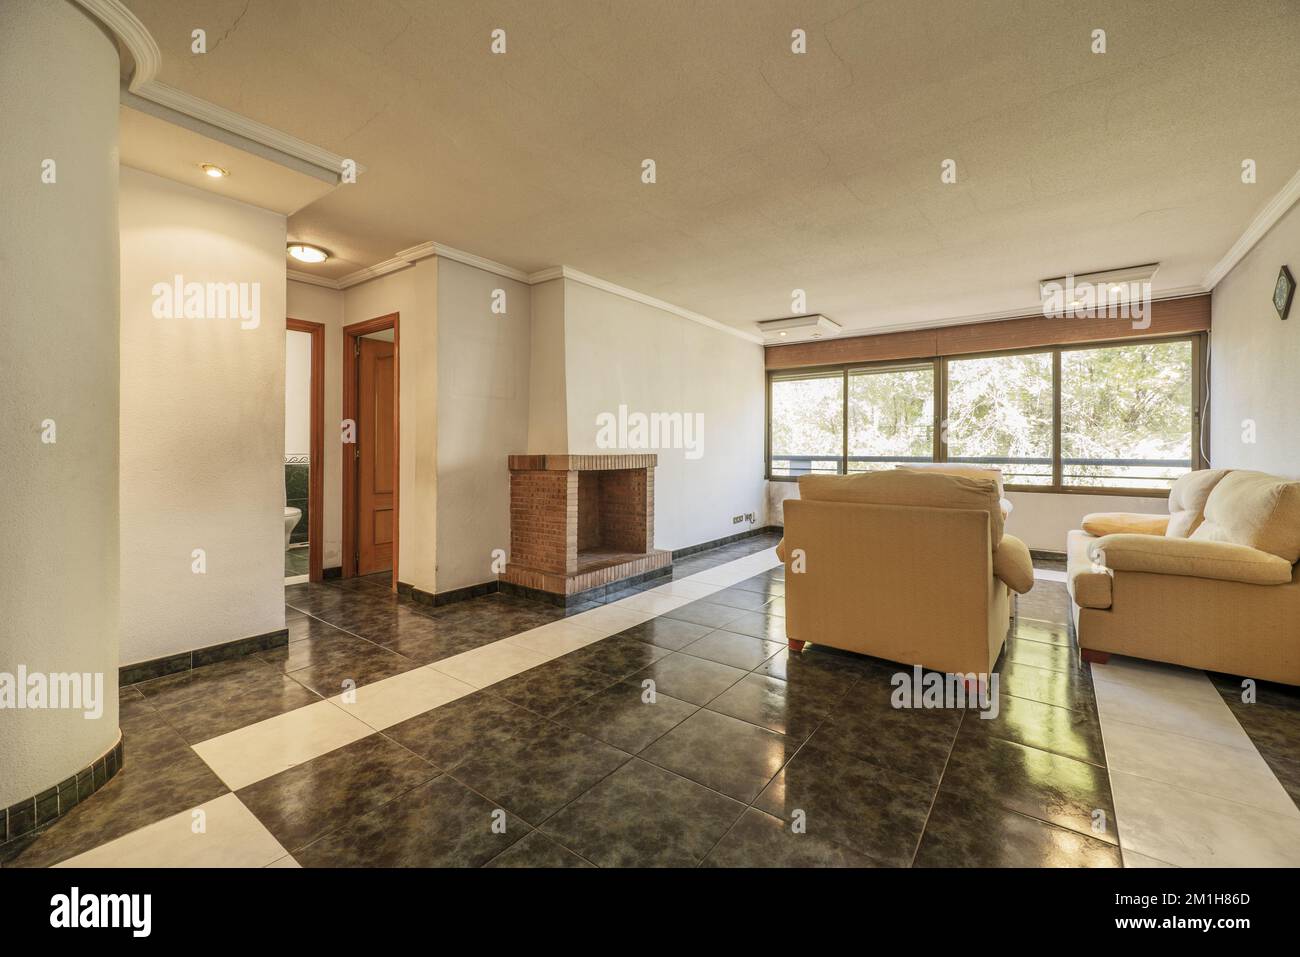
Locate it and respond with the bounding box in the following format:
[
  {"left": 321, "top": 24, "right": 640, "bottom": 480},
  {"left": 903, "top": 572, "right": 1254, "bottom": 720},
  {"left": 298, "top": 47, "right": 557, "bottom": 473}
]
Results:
[{"left": 502, "top": 453, "right": 671, "bottom": 604}]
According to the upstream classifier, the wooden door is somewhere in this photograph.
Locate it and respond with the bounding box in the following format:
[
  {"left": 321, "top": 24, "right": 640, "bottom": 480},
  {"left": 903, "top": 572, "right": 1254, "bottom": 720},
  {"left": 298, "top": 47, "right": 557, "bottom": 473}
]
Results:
[{"left": 357, "top": 337, "right": 395, "bottom": 574}]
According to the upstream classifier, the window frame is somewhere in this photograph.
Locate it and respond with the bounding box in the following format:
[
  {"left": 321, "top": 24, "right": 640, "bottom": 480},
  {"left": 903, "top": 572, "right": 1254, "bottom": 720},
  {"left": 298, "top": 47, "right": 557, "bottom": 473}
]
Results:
[{"left": 765, "top": 332, "right": 1206, "bottom": 497}]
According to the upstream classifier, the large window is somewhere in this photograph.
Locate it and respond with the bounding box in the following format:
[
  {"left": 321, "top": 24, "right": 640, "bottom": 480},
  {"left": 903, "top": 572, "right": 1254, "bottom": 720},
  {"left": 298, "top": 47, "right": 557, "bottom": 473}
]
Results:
[
  {"left": 847, "top": 365, "right": 934, "bottom": 472},
  {"left": 1060, "top": 340, "right": 1193, "bottom": 489},
  {"left": 946, "top": 352, "right": 1054, "bottom": 486},
  {"left": 767, "top": 336, "right": 1200, "bottom": 494}
]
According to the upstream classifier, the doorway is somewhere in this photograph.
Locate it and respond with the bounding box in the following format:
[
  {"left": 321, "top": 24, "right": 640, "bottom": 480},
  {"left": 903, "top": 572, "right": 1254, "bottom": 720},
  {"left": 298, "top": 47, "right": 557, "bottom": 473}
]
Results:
[
  {"left": 342, "top": 313, "right": 399, "bottom": 589},
  {"left": 285, "top": 318, "right": 324, "bottom": 583}
]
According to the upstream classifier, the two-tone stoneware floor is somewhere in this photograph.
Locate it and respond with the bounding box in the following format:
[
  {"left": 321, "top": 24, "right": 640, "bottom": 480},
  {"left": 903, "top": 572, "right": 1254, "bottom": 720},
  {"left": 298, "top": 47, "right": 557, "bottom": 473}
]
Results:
[{"left": 5, "top": 533, "right": 1300, "bottom": 867}]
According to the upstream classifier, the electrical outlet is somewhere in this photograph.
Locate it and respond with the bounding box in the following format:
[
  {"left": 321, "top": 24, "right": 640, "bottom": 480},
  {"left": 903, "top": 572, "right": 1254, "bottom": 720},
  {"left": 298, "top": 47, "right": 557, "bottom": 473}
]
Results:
[{"left": 732, "top": 514, "right": 744, "bottom": 524}]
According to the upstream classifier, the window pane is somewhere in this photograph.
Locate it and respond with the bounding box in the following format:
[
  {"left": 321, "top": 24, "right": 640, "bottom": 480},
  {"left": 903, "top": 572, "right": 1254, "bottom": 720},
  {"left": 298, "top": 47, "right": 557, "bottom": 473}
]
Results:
[
  {"left": 847, "top": 366, "right": 934, "bottom": 472},
  {"left": 769, "top": 374, "right": 844, "bottom": 476},
  {"left": 946, "top": 352, "right": 1053, "bottom": 485},
  {"left": 1060, "top": 341, "right": 1193, "bottom": 490}
]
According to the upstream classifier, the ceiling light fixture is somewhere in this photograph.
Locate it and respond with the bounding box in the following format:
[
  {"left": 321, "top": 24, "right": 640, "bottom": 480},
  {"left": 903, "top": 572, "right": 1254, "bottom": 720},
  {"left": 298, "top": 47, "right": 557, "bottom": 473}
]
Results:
[
  {"left": 1039, "top": 263, "right": 1159, "bottom": 303},
  {"left": 287, "top": 243, "right": 330, "bottom": 264},
  {"left": 755, "top": 314, "right": 841, "bottom": 344},
  {"left": 200, "top": 163, "right": 229, "bottom": 179}
]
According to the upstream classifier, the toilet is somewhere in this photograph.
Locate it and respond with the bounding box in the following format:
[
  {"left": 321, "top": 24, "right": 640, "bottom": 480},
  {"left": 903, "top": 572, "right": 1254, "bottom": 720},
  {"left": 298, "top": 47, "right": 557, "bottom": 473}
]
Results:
[{"left": 284, "top": 506, "right": 302, "bottom": 549}]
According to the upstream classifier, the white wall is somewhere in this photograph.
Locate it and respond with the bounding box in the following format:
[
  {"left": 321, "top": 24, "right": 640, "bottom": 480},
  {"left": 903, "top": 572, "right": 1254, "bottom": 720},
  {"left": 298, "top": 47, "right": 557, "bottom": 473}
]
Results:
[
  {"left": 1210, "top": 198, "right": 1300, "bottom": 479},
  {"left": 119, "top": 167, "right": 287, "bottom": 666},
  {"left": 526, "top": 278, "right": 568, "bottom": 454},
  {"left": 284, "top": 330, "right": 311, "bottom": 455},
  {"left": 0, "top": 0, "right": 121, "bottom": 806},
  {"left": 561, "top": 280, "right": 769, "bottom": 550},
  {"left": 287, "top": 280, "right": 345, "bottom": 567},
  {"left": 435, "top": 258, "right": 532, "bottom": 590},
  {"left": 342, "top": 260, "right": 438, "bottom": 592}
]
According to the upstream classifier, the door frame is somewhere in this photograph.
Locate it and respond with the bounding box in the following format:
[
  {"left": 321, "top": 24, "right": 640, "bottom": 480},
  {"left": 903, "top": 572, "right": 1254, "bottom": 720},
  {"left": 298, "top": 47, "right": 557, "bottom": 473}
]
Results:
[
  {"left": 286, "top": 318, "right": 324, "bottom": 583},
  {"left": 342, "top": 312, "right": 400, "bottom": 590}
]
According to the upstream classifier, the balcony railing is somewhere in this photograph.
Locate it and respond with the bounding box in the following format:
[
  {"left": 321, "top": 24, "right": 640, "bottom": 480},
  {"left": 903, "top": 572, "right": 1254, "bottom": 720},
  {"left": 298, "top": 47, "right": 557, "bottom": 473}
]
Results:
[{"left": 768, "top": 454, "right": 1192, "bottom": 489}]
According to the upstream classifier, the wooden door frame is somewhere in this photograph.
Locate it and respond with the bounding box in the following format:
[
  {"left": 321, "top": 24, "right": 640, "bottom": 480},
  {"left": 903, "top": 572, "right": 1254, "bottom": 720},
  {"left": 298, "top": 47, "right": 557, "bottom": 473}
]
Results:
[
  {"left": 342, "top": 312, "right": 400, "bottom": 590},
  {"left": 286, "top": 318, "right": 325, "bottom": 582}
]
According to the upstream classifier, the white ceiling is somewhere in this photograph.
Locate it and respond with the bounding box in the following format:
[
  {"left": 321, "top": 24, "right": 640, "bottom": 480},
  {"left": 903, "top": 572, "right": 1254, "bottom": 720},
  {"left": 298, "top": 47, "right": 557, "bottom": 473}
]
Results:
[{"left": 121, "top": 0, "right": 1300, "bottom": 333}]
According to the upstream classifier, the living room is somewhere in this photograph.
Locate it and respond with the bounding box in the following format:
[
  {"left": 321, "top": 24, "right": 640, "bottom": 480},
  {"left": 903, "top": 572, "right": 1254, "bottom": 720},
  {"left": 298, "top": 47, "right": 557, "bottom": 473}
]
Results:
[{"left": 3, "top": 0, "right": 1299, "bottom": 927}]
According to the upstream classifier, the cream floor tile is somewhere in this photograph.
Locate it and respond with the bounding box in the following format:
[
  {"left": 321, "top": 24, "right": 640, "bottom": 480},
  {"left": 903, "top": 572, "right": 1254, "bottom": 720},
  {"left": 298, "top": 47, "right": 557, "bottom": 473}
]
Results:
[
  {"left": 431, "top": 640, "right": 551, "bottom": 688},
  {"left": 612, "top": 590, "right": 692, "bottom": 616},
  {"left": 329, "top": 665, "right": 475, "bottom": 731},
  {"left": 1103, "top": 719, "right": 1298, "bottom": 817},
  {"left": 569, "top": 603, "right": 655, "bottom": 634},
  {"left": 55, "top": 794, "right": 287, "bottom": 868},
  {"left": 1109, "top": 770, "right": 1300, "bottom": 867},
  {"left": 649, "top": 579, "right": 720, "bottom": 601},
  {"left": 192, "top": 700, "right": 374, "bottom": 790},
  {"left": 504, "top": 618, "right": 609, "bottom": 658},
  {"left": 1092, "top": 675, "right": 1252, "bottom": 750},
  {"left": 266, "top": 854, "right": 301, "bottom": 868},
  {"left": 1090, "top": 655, "right": 1220, "bottom": 704},
  {"left": 1122, "top": 849, "right": 1177, "bottom": 868}
]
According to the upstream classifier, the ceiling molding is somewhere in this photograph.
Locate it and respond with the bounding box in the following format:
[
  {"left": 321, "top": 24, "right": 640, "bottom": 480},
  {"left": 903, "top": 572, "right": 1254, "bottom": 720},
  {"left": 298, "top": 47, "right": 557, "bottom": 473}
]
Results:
[
  {"left": 1203, "top": 165, "right": 1300, "bottom": 290},
  {"left": 72, "top": 0, "right": 160, "bottom": 91},
  {"left": 287, "top": 270, "right": 342, "bottom": 290}
]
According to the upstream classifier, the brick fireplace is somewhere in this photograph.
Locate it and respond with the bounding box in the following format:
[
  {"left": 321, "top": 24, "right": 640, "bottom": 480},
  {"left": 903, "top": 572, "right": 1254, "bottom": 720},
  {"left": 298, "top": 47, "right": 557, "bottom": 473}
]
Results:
[{"left": 502, "top": 453, "right": 672, "bottom": 604}]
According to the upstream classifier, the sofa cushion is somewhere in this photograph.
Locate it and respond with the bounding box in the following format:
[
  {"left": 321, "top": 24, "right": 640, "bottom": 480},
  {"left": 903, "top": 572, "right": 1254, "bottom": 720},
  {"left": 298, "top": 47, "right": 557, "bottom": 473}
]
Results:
[
  {"left": 992, "top": 533, "right": 1034, "bottom": 594},
  {"left": 1091, "top": 533, "right": 1294, "bottom": 585},
  {"left": 897, "top": 463, "right": 1004, "bottom": 498},
  {"left": 1082, "top": 512, "right": 1170, "bottom": 537},
  {"left": 1166, "top": 468, "right": 1232, "bottom": 538},
  {"left": 801, "top": 469, "right": 1004, "bottom": 543},
  {"left": 1066, "top": 528, "right": 1112, "bottom": 609},
  {"left": 1190, "top": 470, "right": 1300, "bottom": 563}
]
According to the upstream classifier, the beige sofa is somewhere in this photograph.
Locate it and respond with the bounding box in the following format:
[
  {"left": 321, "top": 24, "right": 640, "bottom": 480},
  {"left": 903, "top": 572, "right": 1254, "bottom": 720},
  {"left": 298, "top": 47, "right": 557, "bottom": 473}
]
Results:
[
  {"left": 777, "top": 469, "right": 1034, "bottom": 676},
  {"left": 1068, "top": 469, "right": 1300, "bottom": 685}
]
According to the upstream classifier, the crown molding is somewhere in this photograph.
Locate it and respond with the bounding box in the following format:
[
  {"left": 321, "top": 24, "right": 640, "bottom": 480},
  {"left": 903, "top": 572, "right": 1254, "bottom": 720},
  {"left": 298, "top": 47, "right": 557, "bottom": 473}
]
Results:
[
  {"left": 72, "top": 0, "right": 159, "bottom": 91},
  {"left": 1203, "top": 165, "right": 1300, "bottom": 290},
  {"left": 287, "top": 270, "right": 343, "bottom": 290}
]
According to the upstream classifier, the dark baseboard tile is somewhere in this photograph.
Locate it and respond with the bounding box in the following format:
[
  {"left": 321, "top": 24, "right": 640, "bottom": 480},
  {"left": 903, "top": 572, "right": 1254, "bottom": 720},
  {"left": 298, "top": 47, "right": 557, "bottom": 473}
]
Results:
[
  {"left": 1030, "top": 549, "right": 1067, "bottom": 563},
  {"left": 2, "top": 734, "right": 123, "bottom": 848},
  {"left": 670, "top": 525, "right": 783, "bottom": 560},
  {"left": 500, "top": 565, "right": 674, "bottom": 608},
  {"left": 119, "top": 627, "right": 289, "bottom": 685},
  {"left": 405, "top": 580, "right": 500, "bottom": 609},
  {"left": 323, "top": 565, "right": 343, "bottom": 580}
]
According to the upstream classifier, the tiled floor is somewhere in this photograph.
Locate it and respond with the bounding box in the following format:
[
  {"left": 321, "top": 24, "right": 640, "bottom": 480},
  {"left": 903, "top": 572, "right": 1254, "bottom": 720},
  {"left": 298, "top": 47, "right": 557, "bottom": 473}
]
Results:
[{"left": 5, "top": 534, "right": 1299, "bottom": 868}]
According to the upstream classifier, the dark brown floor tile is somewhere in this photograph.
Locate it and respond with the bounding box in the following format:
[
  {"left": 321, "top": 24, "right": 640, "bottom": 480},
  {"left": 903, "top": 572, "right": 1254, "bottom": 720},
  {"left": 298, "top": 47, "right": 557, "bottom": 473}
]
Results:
[
  {"left": 703, "top": 808, "right": 879, "bottom": 868},
  {"left": 613, "top": 616, "right": 713, "bottom": 651},
  {"left": 237, "top": 734, "right": 436, "bottom": 851},
  {"left": 447, "top": 722, "right": 630, "bottom": 825},
  {"left": 134, "top": 655, "right": 282, "bottom": 708},
  {"left": 487, "top": 657, "right": 618, "bottom": 718},
  {"left": 564, "top": 633, "right": 671, "bottom": 679},
  {"left": 706, "top": 671, "right": 840, "bottom": 741},
  {"left": 717, "top": 610, "right": 786, "bottom": 642},
  {"left": 754, "top": 737, "right": 935, "bottom": 866},
  {"left": 555, "top": 681, "right": 698, "bottom": 753},
  {"left": 1014, "top": 617, "right": 1072, "bottom": 647},
  {"left": 914, "top": 787, "right": 1122, "bottom": 867},
  {"left": 967, "top": 692, "right": 1107, "bottom": 766},
  {"left": 541, "top": 759, "right": 745, "bottom": 867},
  {"left": 384, "top": 690, "right": 553, "bottom": 771},
  {"left": 627, "top": 652, "right": 747, "bottom": 705},
  {"left": 706, "top": 586, "right": 778, "bottom": 612},
  {"left": 682, "top": 629, "right": 783, "bottom": 670},
  {"left": 642, "top": 709, "right": 796, "bottom": 803},
  {"left": 282, "top": 640, "right": 417, "bottom": 699},
  {"left": 996, "top": 660, "right": 1097, "bottom": 713},
  {"left": 1015, "top": 582, "right": 1070, "bottom": 625},
  {"left": 998, "top": 635, "right": 1083, "bottom": 675},
  {"left": 945, "top": 724, "right": 1118, "bottom": 845},
  {"left": 484, "top": 830, "right": 593, "bottom": 868},
  {"left": 294, "top": 775, "right": 528, "bottom": 867},
  {"left": 759, "top": 647, "right": 863, "bottom": 699},
  {"left": 729, "top": 576, "right": 785, "bottom": 597},
  {"left": 153, "top": 674, "right": 322, "bottom": 744},
  {"left": 661, "top": 599, "right": 748, "bottom": 629}
]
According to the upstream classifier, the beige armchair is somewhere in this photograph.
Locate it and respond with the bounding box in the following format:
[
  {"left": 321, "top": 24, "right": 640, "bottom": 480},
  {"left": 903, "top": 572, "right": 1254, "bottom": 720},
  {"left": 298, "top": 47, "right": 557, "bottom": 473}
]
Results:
[
  {"left": 778, "top": 469, "right": 1033, "bottom": 677},
  {"left": 1069, "top": 469, "right": 1300, "bottom": 685}
]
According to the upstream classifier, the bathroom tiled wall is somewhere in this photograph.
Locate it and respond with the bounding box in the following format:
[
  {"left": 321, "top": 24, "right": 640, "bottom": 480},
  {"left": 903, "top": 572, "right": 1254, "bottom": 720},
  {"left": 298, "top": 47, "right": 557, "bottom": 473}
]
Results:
[{"left": 285, "top": 457, "right": 309, "bottom": 545}]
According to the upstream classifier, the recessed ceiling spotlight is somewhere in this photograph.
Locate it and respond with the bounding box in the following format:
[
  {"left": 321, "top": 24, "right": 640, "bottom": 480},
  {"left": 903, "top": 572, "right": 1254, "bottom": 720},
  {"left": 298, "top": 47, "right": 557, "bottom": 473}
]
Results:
[
  {"left": 200, "top": 163, "right": 229, "bottom": 179},
  {"left": 287, "top": 243, "right": 330, "bottom": 264}
]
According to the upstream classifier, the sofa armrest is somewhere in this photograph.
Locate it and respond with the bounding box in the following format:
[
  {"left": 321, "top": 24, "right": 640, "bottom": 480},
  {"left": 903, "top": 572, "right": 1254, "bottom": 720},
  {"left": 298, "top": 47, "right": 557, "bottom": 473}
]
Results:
[
  {"left": 993, "top": 533, "right": 1034, "bottom": 594},
  {"left": 776, "top": 538, "right": 786, "bottom": 562},
  {"left": 1081, "top": 512, "right": 1170, "bottom": 537},
  {"left": 1090, "top": 534, "right": 1293, "bottom": 585}
]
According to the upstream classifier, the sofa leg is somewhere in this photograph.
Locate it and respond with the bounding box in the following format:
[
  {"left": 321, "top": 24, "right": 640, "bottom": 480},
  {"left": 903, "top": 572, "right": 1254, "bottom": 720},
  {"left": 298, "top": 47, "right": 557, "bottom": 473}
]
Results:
[
  {"left": 788, "top": 639, "right": 806, "bottom": 653},
  {"left": 1081, "top": 648, "right": 1110, "bottom": 665}
]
